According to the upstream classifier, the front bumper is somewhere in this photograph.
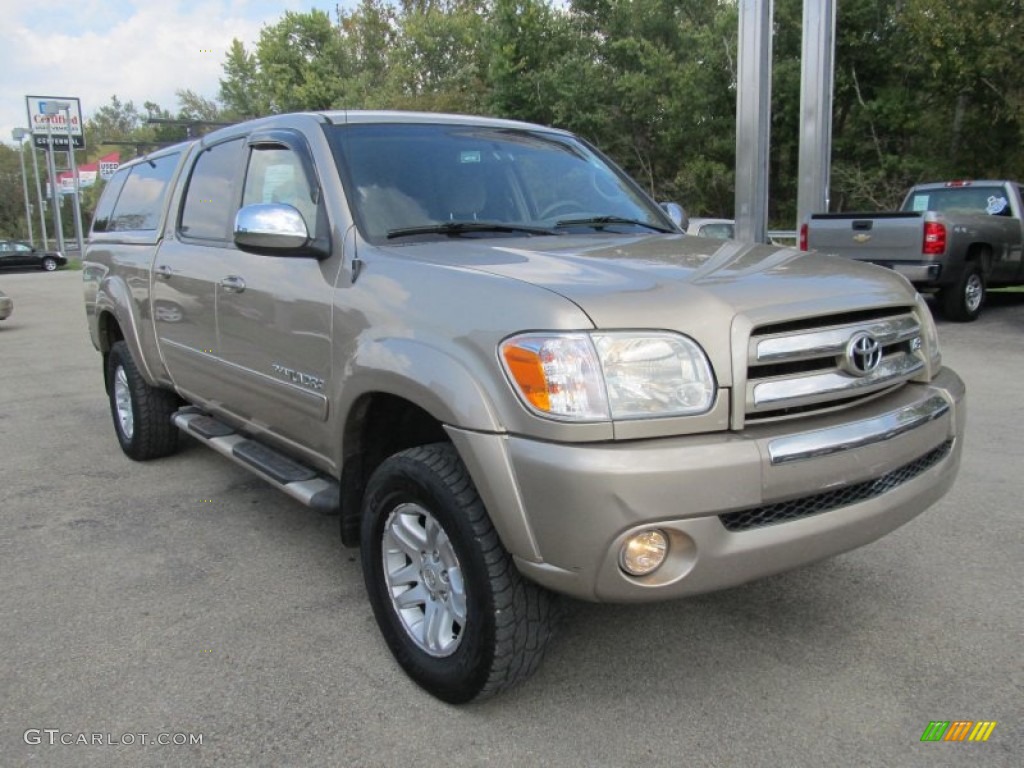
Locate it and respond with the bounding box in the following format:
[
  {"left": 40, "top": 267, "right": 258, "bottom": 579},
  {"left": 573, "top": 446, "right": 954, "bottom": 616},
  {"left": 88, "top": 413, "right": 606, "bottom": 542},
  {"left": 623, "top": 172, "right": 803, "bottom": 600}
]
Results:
[{"left": 450, "top": 368, "right": 965, "bottom": 602}]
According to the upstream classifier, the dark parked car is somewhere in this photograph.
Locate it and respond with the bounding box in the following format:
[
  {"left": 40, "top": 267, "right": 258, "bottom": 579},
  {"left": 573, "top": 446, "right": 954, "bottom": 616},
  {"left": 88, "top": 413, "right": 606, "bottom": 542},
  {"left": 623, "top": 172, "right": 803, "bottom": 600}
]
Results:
[{"left": 0, "top": 240, "right": 66, "bottom": 272}]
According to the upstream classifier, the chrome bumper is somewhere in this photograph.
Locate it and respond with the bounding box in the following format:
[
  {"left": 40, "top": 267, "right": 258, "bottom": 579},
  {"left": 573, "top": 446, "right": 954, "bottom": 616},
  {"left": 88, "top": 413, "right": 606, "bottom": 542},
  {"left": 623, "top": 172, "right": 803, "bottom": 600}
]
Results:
[
  {"left": 876, "top": 262, "right": 942, "bottom": 283},
  {"left": 767, "top": 394, "right": 950, "bottom": 465}
]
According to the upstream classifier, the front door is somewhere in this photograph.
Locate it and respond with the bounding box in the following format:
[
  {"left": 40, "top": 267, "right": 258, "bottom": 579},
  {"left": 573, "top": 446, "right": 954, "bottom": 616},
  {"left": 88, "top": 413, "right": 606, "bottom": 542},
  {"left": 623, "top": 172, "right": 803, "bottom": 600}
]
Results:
[{"left": 213, "top": 136, "right": 335, "bottom": 461}]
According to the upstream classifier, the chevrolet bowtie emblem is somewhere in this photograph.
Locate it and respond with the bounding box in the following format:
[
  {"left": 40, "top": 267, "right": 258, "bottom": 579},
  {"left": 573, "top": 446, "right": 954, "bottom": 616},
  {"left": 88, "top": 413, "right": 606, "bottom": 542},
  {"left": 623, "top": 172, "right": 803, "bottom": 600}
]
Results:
[{"left": 853, "top": 233, "right": 872, "bottom": 243}]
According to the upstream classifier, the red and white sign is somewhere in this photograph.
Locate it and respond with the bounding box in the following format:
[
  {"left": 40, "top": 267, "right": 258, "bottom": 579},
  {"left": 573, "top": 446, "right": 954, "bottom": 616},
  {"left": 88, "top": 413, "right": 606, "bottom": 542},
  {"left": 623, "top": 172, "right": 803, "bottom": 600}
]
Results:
[{"left": 55, "top": 152, "right": 120, "bottom": 195}]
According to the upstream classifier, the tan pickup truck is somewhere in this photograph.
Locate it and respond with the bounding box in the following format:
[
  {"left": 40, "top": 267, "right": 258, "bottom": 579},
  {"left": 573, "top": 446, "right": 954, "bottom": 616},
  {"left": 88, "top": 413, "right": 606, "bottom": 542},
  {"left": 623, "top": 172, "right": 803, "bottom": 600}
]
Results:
[{"left": 84, "top": 111, "right": 965, "bottom": 703}]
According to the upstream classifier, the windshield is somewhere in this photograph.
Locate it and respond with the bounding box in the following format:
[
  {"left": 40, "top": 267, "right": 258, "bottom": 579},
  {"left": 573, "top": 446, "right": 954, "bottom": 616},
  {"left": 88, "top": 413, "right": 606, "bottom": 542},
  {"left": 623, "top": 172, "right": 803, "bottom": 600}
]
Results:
[{"left": 326, "top": 122, "right": 674, "bottom": 242}]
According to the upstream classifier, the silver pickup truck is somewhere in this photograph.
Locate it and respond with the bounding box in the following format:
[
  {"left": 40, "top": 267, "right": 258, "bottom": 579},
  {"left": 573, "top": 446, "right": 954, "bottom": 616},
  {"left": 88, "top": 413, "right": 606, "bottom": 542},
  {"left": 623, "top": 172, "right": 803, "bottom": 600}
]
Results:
[
  {"left": 84, "top": 111, "right": 965, "bottom": 703},
  {"left": 802, "top": 180, "right": 1024, "bottom": 321}
]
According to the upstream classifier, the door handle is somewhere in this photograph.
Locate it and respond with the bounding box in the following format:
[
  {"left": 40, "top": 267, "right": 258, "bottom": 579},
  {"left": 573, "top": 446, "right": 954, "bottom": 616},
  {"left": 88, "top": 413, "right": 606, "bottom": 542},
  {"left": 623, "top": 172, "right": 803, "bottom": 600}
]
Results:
[
  {"left": 155, "top": 264, "right": 174, "bottom": 279},
  {"left": 219, "top": 275, "right": 246, "bottom": 293}
]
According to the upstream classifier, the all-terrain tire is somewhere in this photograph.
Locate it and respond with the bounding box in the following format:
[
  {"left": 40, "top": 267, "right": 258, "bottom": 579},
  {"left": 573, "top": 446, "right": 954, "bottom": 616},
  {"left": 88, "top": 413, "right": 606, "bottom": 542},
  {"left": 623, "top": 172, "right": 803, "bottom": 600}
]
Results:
[
  {"left": 361, "top": 443, "right": 557, "bottom": 704},
  {"left": 940, "top": 262, "right": 985, "bottom": 322},
  {"left": 107, "top": 340, "right": 180, "bottom": 460}
]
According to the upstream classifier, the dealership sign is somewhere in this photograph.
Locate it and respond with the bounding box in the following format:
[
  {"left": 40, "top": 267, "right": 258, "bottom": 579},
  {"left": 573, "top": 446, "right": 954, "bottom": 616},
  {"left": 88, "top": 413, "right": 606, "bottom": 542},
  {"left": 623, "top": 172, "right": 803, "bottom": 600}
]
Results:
[{"left": 26, "top": 95, "right": 85, "bottom": 150}]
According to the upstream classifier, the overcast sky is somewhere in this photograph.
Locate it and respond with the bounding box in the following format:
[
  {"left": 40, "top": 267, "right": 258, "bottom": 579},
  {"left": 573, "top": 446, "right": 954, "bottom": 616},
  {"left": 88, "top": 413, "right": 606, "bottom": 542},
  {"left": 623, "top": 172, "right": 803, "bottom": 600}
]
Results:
[{"left": 1, "top": 0, "right": 351, "bottom": 148}]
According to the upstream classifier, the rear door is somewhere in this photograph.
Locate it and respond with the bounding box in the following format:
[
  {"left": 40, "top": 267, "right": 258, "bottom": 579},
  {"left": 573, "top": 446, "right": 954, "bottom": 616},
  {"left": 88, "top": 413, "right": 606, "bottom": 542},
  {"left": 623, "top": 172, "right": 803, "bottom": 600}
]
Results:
[
  {"left": 151, "top": 137, "right": 246, "bottom": 400},
  {"left": 0, "top": 241, "right": 17, "bottom": 267}
]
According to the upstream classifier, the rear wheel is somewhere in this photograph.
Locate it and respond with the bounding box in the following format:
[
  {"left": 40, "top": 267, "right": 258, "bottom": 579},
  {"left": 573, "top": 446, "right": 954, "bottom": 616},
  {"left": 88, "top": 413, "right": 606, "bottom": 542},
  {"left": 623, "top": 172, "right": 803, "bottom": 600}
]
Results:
[
  {"left": 41, "top": 256, "right": 58, "bottom": 272},
  {"left": 361, "top": 443, "right": 556, "bottom": 703},
  {"left": 107, "top": 340, "right": 180, "bottom": 460},
  {"left": 940, "top": 263, "right": 985, "bottom": 322}
]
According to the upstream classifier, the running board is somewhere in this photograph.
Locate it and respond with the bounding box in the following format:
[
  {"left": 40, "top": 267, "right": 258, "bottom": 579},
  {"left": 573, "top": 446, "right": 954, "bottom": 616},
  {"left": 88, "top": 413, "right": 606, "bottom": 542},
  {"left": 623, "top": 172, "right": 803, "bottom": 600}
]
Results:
[{"left": 172, "top": 408, "right": 339, "bottom": 513}]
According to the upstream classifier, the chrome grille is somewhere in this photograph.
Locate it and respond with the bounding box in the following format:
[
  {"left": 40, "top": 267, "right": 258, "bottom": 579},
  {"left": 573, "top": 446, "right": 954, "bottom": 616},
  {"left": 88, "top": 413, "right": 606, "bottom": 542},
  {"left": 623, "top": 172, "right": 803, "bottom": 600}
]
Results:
[{"left": 744, "top": 310, "right": 924, "bottom": 422}]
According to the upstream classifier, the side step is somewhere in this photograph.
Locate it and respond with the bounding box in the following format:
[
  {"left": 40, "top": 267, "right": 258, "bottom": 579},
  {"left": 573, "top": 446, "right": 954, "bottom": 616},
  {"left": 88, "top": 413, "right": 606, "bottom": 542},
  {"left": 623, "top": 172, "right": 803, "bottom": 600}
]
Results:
[{"left": 172, "top": 408, "right": 339, "bottom": 513}]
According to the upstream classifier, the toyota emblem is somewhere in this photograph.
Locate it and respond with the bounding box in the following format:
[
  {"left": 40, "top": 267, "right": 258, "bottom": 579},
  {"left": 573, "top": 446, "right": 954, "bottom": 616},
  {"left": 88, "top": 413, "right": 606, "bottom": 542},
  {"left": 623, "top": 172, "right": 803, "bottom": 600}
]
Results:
[{"left": 844, "top": 332, "right": 882, "bottom": 376}]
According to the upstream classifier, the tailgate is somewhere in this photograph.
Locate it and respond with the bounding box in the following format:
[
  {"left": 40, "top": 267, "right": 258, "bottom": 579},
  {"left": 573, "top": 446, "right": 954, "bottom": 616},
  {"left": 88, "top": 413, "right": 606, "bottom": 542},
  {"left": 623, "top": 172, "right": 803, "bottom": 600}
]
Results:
[{"left": 807, "top": 212, "right": 924, "bottom": 263}]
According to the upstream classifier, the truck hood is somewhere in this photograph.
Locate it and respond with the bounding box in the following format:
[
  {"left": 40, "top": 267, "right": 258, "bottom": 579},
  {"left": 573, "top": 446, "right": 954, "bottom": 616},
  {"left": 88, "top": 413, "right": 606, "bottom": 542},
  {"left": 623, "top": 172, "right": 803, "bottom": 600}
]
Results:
[{"left": 389, "top": 234, "right": 918, "bottom": 386}]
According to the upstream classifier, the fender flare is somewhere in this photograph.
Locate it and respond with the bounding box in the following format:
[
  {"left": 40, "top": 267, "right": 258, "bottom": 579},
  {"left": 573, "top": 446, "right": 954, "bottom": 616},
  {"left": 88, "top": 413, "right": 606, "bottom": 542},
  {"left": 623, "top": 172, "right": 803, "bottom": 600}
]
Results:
[
  {"left": 337, "top": 336, "right": 505, "bottom": 433},
  {"left": 95, "top": 275, "right": 168, "bottom": 387}
]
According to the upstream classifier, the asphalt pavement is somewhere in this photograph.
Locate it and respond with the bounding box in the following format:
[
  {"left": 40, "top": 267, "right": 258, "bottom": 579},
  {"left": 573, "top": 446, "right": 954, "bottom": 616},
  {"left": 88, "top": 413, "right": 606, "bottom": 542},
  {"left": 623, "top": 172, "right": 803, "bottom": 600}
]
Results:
[{"left": 1, "top": 270, "right": 1020, "bottom": 767}]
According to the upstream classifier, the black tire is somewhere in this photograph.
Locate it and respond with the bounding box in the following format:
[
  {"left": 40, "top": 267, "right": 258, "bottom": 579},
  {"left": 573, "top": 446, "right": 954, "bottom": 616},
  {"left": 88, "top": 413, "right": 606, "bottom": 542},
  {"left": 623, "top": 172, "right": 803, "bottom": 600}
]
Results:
[
  {"left": 361, "top": 443, "right": 556, "bottom": 704},
  {"left": 106, "top": 340, "right": 180, "bottom": 460},
  {"left": 41, "top": 256, "right": 58, "bottom": 272},
  {"left": 940, "top": 263, "right": 985, "bottom": 322}
]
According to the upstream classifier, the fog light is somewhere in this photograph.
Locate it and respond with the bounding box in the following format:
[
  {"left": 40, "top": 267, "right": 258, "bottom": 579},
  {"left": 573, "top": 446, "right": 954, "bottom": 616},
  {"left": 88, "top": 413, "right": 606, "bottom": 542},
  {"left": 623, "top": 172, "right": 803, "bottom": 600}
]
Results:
[{"left": 619, "top": 529, "right": 669, "bottom": 576}]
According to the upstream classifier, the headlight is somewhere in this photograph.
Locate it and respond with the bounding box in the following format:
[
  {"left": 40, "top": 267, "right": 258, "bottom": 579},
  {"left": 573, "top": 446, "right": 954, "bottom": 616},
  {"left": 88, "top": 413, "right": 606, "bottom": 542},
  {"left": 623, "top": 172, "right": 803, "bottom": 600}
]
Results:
[
  {"left": 500, "top": 331, "right": 716, "bottom": 421},
  {"left": 913, "top": 293, "right": 942, "bottom": 378},
  {"left": 499, "top": 333, "right": 610, "bottom": 420}
]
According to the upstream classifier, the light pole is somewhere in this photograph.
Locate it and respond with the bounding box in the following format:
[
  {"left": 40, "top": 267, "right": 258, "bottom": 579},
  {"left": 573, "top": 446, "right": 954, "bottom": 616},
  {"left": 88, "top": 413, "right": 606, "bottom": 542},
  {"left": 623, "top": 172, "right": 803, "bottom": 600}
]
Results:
[
  {"left": 30, "top": 140, "right": 50, "bottom": 250},
  {"left": 40, "top": 102, "right": 65, "bottom": 254},
  {"left": 58, "top": 102, "right": 85, "bottom": 254},
  {"left": 11, "top": 128, "right": 34, "bottom": 246}
]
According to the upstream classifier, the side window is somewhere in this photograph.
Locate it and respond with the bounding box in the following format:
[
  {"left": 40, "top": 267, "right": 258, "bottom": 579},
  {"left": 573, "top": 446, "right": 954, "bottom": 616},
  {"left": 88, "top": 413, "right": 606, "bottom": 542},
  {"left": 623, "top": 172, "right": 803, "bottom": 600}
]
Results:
[
  {"left": 179, "top": 139, "right": 245, "bottom": 241},
  {"left": 98, "top": 154, "right": 179, "bottom": 232},
  {"left": 242, "top": 146, "right": 318, "bottom": 233},
  {"left": 89, "top": 167, "right": 129, "bottom": 233}
]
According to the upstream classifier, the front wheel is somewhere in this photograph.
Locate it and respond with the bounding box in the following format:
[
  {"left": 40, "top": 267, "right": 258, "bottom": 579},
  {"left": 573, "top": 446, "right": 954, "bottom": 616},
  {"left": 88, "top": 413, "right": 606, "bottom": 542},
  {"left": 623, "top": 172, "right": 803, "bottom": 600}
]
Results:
[
  {"left": 361, "top": 444, "right": 557, "bottom": 703},
  {"left": 940, "top": 263, "right": 985, "bottom": 322},
  {"left": 106, "top": 340, "right": 180, "bottom": 460},
  {"left": 41, "top": 256, "right": 58, "bottom": 271}
]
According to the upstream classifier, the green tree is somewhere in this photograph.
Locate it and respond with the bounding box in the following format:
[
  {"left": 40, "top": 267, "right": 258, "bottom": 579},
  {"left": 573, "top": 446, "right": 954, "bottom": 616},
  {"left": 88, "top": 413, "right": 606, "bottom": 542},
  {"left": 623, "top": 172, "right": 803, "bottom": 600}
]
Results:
[
  {"left": 386, "top": 0, "right": 488, "bottom": 113},
  {"left": 0, "top": 144, "right": 31, "bottom": 240},
  {"left": 256, "top": 10, "right": 349, "bottom": 111},
  {"left": 219, "top": 39, "right": 268, "bottom": 118}
]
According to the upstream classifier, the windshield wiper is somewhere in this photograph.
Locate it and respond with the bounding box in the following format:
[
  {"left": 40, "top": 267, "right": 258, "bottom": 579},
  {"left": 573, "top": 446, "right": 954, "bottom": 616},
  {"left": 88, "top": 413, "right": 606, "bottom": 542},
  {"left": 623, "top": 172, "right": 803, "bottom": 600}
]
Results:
[
  {"left": 387, "top": 221, "right": 560, "bottom": 239},
  {"left": 555, "top": 215, "right": 675, "bottom": 233}
]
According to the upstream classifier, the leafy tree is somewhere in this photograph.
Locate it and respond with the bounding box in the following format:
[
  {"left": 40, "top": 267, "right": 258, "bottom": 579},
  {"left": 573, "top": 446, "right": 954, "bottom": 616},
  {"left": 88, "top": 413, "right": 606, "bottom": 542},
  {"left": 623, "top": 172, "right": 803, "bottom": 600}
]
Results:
[
  {"left": 254, "top": 10, "right": 348, "bottom": 111},
  {"left": 0, "top": 144, "right": 31, "bottom": 239},
  {"left": 219, "top": 39, "right": 268, "bottom": 118}
]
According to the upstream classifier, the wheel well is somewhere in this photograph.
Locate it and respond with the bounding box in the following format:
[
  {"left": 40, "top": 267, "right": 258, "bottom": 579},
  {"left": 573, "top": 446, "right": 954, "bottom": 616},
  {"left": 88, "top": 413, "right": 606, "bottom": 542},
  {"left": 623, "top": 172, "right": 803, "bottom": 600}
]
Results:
[
  {"left": 339, "top": 394, "right": 450, "bottom": 546},
  {"left": 966, "top": 244, "right": 992, "bottom": 274},
  {"left": 98, "top": 312, "right": 124, "bottom": 392}
]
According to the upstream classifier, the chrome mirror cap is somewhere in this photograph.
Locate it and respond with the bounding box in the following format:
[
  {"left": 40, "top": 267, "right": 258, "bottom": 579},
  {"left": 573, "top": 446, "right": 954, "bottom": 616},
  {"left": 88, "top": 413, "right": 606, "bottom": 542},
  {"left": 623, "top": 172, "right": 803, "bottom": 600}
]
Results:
[
  {"left": 660, "top": 202, "right": 688, "bottom": 231},
  {"left": 234, "top": 203, "right": 310, "bottom": 250}
]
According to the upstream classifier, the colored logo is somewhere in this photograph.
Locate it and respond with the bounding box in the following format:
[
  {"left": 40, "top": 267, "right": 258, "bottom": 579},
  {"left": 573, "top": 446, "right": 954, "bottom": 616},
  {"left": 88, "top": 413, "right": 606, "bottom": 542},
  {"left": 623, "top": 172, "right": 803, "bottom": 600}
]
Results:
[{"left": 920, "top": 721, "right": 997, "bottom": 742}]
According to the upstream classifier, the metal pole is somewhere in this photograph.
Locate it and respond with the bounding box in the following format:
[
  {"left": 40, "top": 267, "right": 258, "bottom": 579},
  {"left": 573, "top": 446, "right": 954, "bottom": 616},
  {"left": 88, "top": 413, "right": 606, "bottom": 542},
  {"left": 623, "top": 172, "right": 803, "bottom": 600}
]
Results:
[
  {"left": 734, "top": 0, "right": 774, "bottom": 244},
  {"left": 63, "top": 105, "right": 86, "bottom": 255},
  {"left": 43, "top": 116, "right": 66, "bottom": 254},
  {"left": 12, "top": 131, "right": 35, "bottom": 245},
  {"left": 796, "top": 0, "right": 837, "bottom": 232},
  {"left": 30, "top": 146, "right": 50, "bottom": 250}
]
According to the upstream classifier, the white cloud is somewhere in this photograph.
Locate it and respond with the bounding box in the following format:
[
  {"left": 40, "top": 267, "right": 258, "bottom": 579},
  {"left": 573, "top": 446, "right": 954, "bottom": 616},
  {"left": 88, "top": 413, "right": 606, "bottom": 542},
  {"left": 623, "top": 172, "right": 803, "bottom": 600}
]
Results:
[{"left": 0, "top": 0, "right": 341, "bottom": 148}]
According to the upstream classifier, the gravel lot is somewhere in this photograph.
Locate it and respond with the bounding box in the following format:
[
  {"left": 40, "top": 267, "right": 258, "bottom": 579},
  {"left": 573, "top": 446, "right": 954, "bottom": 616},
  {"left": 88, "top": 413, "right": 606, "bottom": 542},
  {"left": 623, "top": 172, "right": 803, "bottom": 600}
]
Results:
[{"left": 1, "top": 270, "right": 1020, "bottom": 767}]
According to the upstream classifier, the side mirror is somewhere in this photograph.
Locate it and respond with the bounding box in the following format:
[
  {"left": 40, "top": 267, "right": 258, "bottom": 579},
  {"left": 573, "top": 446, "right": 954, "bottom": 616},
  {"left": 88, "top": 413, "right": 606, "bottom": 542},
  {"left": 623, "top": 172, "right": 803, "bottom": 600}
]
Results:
[
  {"left": 234, "top": 203, "right": 311, "bottom": 252},
  {"left": 660, "top": 202, "right": 688, "bottom": 231}
]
